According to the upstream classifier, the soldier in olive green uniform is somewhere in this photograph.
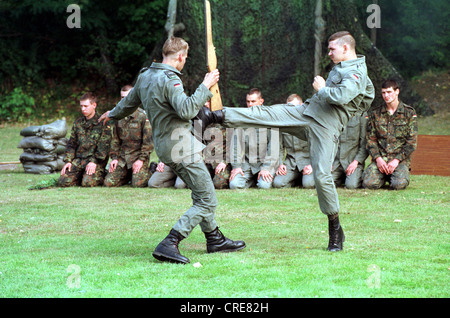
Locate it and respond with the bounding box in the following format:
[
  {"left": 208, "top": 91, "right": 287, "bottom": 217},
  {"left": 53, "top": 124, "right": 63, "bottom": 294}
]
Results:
[
  {"left": 274, "top": 96, "right": 315, "bottom": 189},
  {"left": 332, "top": 112, "right": 368, "bottom": 189},
  {"left": 59, "top": 92, "right": 112, "bottom": 187},
  {"left": 147, "top": 161, "right": 186, "bottom": 188},
  {"left": 274, "top": 129, "right": 315, "bottom": 189},
  {"left": 228, "top": 89, "right": 279, "bottom": 189},
  {"left": 228, "top": 126, "right": 279, "bottom": 189},
  {"left": 363, "top": 80, "right": 417, "bottom": 190},
  {"left": 201, "top": 32, "right": 375, "bottom": 251},
  {"left": 99, "top": 37, "right": 245, "bottom": 264}
]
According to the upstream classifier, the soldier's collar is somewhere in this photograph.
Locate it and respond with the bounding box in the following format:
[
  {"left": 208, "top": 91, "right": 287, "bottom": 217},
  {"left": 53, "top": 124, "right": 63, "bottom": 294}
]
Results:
[
  {"left": 150, "top": 62, "right": 182, "bottom": 76},
  {"left": 382, "top": 101, "right": 405, "bottom": 114},
  {"left": 83, "top": 112, "right": 100, "bottom": 125},
  {"left": 339, "top": 55, "right": 366, "bottom": 68},
  {"left": 396, "top": 101, "right": 406, "bottom": 113}
]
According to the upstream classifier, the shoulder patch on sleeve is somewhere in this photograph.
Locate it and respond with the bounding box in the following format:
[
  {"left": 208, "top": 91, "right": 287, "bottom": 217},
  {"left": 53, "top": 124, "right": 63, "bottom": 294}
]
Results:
[{"left": 164, "top": 71, "right": 178, "bottom": 80}]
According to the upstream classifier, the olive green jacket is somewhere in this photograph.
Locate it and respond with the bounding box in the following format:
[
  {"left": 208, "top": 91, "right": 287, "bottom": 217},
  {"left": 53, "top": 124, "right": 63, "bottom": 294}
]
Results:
[
  {"left": 108, "top": 62, "right": 213, "bottom": 164},
  {"left": 280, "top": 132, "right": 311, "bottom": 171},
  {"left": 333, "top": 112, "right": 368, "bottom": 170},
  {"left": 303, "top": 55, "right": 375, "bottom": 132}
]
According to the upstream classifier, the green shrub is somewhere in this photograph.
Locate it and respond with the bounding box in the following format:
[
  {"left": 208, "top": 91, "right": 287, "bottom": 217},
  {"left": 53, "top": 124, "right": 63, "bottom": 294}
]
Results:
[{"left": 0, "top": 87, "right": 35, "bottom": 122}]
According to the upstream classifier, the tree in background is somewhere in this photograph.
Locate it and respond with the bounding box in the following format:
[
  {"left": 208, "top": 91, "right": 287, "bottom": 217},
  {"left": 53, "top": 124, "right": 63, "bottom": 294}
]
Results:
[
  {"left": 158, "top": 0, "right": 434, "bottom": 114},
  {"left": 1, "top": 0, "right": 446, "bottom": 122},
  {"left": 356, "top": 0, "right": 449, "bottom": 78},
  {"left": 0, "top": 0, "right": 168, "bottom": 93}
]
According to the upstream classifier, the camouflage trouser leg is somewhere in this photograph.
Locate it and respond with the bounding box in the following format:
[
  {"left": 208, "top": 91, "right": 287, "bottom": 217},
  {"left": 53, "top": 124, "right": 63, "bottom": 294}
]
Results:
[
  {"left": 212, "top": 165, "right": 231, "bottom": 189},
  {"left": 104, "top": 164, "right": 130, "bottom": 187},
  {"left": 389, "top": 163, "right": 410, "bottom": 190},
  {"left": 81, "top": 166, "right": 106, "bottom": 187},
  {"left": 362, "top": 162, "right": 386, "bottom": 189},
  {"left": 362, "top": 162, "right": 410, "bottom": 190},
  {"left": 58, "top": 163, "right": 105, "bottom": 187},
  {"left": 132, "top": 167, "right": 151, "bottom": 188},
  {"left": 105, "top": 160, "right": 150, "bottom": 188},
  {"left": 58, "top": 165, "right": 84, "bottom": 187}
]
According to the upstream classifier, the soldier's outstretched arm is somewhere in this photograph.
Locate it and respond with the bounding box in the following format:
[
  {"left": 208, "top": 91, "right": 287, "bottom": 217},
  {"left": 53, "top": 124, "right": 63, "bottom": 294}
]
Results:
[{"left": 99, "top": 85, "right": 142, "bottom": 125}]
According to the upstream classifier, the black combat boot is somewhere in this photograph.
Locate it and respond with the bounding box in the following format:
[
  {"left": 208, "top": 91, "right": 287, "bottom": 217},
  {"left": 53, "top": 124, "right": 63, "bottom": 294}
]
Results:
[
  {"left": 194, "top": 106, "right": 224, "bottom": 133},
  {"left": 152, "top": 229, "right": 190, "bottom": 264},
  {"left": 204, "top": 227, "right": 246, "bottom": 253},
  {"left": 149, "top": 161, "right": 158, "bottom": 174},
  {"left": 327, "top": 214, "right": 345, "bottom": 252}
]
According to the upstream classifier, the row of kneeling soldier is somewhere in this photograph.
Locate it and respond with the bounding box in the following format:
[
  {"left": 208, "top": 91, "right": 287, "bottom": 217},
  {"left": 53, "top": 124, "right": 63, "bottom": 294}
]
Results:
[{"left": 59, "top": 80, "right": 417, "bottom": 192}]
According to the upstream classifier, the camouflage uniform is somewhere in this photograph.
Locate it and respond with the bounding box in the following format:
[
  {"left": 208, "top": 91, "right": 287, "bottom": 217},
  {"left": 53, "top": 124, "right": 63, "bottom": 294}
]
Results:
[
  {"left": 58, "top": 113, "right": 112, "bottom": 187},
  {"left": 362, "top": 101, "right": 418, "bottom": 190},
  {"left": 104, "top": 108, "right": 154, "bottom": 187},
  {"left": 202, "top": 123, "right": 230, "bottom": 189},
  {"left": 332, "top": 112, "right": 368, "bottom": 189}
]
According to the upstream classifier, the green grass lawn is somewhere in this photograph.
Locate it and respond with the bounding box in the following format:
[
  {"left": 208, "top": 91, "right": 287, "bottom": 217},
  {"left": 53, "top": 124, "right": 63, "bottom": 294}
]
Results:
[
  {"left": 0, "top": 170, "right": 448, "bottom": 298},
  {"left": 0, "top": 122, "right": 449, "bottom": 299}
]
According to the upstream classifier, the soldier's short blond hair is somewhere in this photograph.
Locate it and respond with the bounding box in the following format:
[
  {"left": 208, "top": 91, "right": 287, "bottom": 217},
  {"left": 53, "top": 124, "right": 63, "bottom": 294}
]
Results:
[
  {"left": 162, "top": 37, "right": 189, "bottom": 57},
  {"left": 80, "top": 92, "right": 96, "bottom": 104},
  {"left": 328, "top": 31, "right": 356, "bottom": 50}
]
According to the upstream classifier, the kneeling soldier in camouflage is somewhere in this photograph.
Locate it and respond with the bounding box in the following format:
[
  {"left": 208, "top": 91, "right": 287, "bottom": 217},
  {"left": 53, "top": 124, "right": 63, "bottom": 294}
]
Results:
[
  {"left": 59, "top": 92, "right": 112, "bottom": 187},
  {"left": 104, "top": 85, "right": 154, "bottom": 188},
  {"left": 363, "top": 79, "right": 418, "bottom": 190}
]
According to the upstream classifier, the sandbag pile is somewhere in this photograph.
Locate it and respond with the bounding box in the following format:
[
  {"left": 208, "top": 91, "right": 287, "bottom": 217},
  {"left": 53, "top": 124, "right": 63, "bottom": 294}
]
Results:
[{"left": 18, "top": 119, "right": 68, "bottom": 174}]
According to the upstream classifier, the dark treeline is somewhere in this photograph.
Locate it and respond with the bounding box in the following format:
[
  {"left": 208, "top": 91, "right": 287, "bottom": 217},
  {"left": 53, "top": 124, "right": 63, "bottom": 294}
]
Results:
[
  {"left": 0, "top": 0, "right": 448, "bottom": 121},
  {"left": 0, "top": 0, "right": 168, "bottom": 92}
]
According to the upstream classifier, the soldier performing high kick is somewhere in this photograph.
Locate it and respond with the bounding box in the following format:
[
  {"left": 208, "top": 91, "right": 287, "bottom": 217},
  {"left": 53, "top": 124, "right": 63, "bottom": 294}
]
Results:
[
  {"left": 98, "top": 37, "right": 245, "bottom": 264},
  {"left": 198, "top": 31, "right": 375, "bottom": 251}
]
